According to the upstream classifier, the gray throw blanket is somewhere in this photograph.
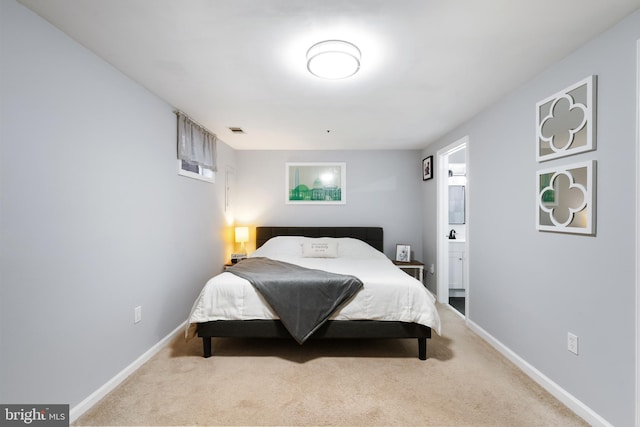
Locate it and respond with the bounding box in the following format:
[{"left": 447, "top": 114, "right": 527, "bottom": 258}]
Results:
[{"left": 226, "top": 257, "right": 363, "bottom": 344}]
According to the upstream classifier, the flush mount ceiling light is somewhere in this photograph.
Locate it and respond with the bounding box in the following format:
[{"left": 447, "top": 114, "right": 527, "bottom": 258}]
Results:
[{"left": 306, "top": 40, "right": 361, "bottom": 80}]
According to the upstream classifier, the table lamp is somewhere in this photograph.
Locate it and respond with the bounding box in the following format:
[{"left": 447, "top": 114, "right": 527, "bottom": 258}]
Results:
[{"left": 234, "top": 226, "right": 249, "bottom": 255}]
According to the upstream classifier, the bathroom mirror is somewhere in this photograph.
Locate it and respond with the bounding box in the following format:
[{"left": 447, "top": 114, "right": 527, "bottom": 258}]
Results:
[
  {"left": 536, "top": 75, "right": 596, "bottom": 162},
  {"left": 449, "top": 185, "right": 465, "bottom": 224},
  {"left": 536, "top": 160, "right": 595, "bottom": 235}
]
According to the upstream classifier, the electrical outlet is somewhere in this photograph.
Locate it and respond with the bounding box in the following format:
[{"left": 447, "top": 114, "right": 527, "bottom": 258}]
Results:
[
  {"left": 429, "top": 264, "right": 435, "bottom": 274},
  {"left": 567, "top": 332, "right": 578, "bottom": 355},
  {"left": 134, "top": 306, "right": 142, "bottom": 324}
]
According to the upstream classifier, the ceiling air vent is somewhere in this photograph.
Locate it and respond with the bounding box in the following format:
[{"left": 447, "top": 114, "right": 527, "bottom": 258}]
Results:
[{"left": 228, "top": 127, "right": 245, "bottom": 134}]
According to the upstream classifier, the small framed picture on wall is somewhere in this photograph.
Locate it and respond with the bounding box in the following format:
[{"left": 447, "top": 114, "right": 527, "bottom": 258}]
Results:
[
  {"left": 422, "top": 156, "right": 433, "bottom": 181},
  {"left": 395, "top": 244, "right": 411, "bottom": 262}
]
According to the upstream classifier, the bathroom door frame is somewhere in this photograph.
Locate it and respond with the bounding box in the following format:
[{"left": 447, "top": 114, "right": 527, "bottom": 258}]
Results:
[{"left": 436, "top": 136, "right": 469, "bottom": 315}]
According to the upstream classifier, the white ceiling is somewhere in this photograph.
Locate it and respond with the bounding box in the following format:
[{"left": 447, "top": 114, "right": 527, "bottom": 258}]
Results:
[{"left": 18, "top": 0, "right": 640, "bottom": 150}]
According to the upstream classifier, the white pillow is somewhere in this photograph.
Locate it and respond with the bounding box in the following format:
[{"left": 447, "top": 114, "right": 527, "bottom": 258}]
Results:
[
  {"left": 251, "top": 235, "right": 386, "bottom": 260},
  {"left": 301, "top": 239, "right": 338, "bottom": 258},
  {"left": 250, "top": 236, "right": 306, "bottom": 258},
  {"left": 336, "top": 237, "right": 388, "bottom": 259}
]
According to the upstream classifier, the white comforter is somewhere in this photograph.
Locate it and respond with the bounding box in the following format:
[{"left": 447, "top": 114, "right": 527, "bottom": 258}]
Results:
[{"left": 187, "top": 236, "right": 441, "bottom": 337}]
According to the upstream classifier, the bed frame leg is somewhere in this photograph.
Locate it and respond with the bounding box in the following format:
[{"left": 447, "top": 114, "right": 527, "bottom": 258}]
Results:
[
  {"left": 418, "top": 338, "right": 427, "bottom": 360},
  {"left": 202, "top": 337, "right": 212, "bottom": 358}
]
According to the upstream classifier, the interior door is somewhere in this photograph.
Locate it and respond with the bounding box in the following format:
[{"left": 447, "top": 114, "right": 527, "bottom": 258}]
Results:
[{"left": 436, "top": 137, "right": 469, "bottom": 316}]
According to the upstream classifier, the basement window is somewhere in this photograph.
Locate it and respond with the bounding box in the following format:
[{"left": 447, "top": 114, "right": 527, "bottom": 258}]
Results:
[
  {"left": 176, "top": 111, "right": 217, "bottom": 184},
  {"left": 177, "top": 160, "right": 215, "bottom": 183}
]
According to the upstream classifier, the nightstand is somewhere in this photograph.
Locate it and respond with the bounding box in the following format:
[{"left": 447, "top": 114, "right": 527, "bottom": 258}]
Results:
[{"left": 392, "top": 260, "right": 424, "bottom": 284}]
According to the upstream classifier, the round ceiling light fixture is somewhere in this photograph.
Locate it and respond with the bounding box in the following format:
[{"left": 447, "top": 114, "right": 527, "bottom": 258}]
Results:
[{"left": 306, "top": 40, "right": 361, "bottom": 80}]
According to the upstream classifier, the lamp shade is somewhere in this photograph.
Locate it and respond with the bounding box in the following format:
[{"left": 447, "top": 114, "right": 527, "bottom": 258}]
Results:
[
  {"left": 234, "top": 226, "right": 249, "bottom": 243},
  {"left": 306, "top": 40, "right": 361, "bottom": 80}
]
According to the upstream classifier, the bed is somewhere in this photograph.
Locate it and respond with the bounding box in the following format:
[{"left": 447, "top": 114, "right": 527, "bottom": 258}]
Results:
[{"left": 187, "top": 226, "right": 441, "bottom": 360}]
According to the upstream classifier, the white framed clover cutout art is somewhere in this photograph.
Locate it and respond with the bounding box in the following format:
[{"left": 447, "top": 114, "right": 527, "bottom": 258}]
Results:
[
  {"left": 536, "top": 160, "right": 596, "bottom": 235},
  {"left": 536, "top": 75, "right": 597, "bottom": 162}
]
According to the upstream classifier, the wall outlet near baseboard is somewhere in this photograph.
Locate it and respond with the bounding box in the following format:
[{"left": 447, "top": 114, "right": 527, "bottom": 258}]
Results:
[
  {"left": 567, "top": 332, "right": 578, "bottom": 355},
  {"left": 134, "top": 306, "right": 142, "bottom": 324}
]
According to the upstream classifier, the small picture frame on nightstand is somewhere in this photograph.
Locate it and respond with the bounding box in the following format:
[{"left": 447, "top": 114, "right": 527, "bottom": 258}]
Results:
[{"left": 395, "top": 244, "right": 411, "bottom": 262}]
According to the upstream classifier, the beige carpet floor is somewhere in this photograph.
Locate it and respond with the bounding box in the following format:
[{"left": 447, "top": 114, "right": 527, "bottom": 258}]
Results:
[{"left": 73, "top": 305, "right": 588, "bottom": 426}]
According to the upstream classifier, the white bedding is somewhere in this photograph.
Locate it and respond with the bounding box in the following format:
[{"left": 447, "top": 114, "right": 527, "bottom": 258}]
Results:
[{"left": 187, "top": 236, "right": 441, "bottom": 337}]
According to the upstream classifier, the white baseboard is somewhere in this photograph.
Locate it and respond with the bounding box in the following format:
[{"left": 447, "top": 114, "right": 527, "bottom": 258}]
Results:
[
  {"left": 69, "top": 320, "right": 187, "bottom": 423},
  {"left": 67, "top": 317, "right": 615, "bottom": 425},
  {"left": 466, "top": 319, "right": 613, "bottom": 427}
]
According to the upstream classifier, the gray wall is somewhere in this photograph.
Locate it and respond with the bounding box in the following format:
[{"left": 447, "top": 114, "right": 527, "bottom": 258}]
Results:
[
  {"left": 0, "top": 0, "right": 234, "bottom": 407},
  {"left": 234, "top": 150, "right": 425, "bottom": 260},
  {"left": 422, "top": 10, "right": 639, "bottom": 426}
]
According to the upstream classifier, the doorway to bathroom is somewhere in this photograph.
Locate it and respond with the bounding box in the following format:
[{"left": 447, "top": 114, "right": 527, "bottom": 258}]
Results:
[{"left": 437, "top": 137, "right": 468, "bottom": 317}]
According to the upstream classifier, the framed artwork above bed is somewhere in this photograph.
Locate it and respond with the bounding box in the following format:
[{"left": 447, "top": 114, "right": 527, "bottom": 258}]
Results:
[{"left": 286, "top": 162, "right": 346, "bottom": 204}]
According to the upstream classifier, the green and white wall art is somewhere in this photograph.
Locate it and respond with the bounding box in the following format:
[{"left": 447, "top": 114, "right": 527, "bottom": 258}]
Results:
[{"left": 286, "top": 162, "right": 346, "bottom": 205}]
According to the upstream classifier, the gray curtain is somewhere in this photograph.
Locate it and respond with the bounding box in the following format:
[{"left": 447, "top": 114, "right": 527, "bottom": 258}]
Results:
[{"left": 177, "top": 112, "right": 217, "bottom": 171}]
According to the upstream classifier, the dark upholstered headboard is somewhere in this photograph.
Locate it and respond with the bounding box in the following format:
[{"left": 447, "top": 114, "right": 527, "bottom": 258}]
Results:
[{"left": 256, "top": 227, "right": 383, "bottom": 252}]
